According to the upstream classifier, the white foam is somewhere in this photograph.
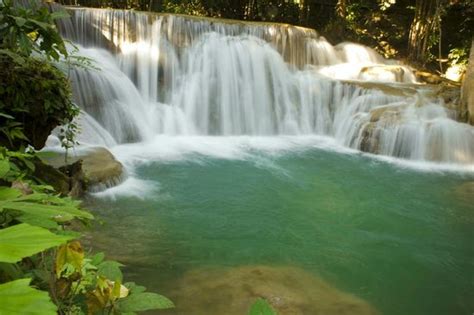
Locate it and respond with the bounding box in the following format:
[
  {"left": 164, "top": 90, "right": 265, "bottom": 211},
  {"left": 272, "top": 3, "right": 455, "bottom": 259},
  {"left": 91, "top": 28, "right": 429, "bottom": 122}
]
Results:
[
  {"left": 88, "top": 135, "right": 473, "bottom": 199},
  {"left": 91, "top": 176, "right": 159, "bottom": 200}
]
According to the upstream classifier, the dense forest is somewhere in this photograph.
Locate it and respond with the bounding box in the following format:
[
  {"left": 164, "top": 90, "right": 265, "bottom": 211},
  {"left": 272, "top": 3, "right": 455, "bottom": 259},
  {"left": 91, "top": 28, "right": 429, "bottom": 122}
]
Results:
[{"left": 56, "top": 0, "right": 473, "bottom": 71}]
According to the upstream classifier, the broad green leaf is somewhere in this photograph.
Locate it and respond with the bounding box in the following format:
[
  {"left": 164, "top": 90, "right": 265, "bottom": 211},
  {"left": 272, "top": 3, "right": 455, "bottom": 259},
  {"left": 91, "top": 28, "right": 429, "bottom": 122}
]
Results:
[
  {"left": 0, "top": 187, "right": 22, "bottom": 200},
  {"left": 0, "top": 160, "right": 10, "bottom": 178},
  {"left": 118, "top": 292, "right": 174, "bottom": 312},
  {"left": 0, "top": 223, "right": 74, "bottom": 263},
  {"left": 0, "top": 278, "right": 56, "bottom": 315},
  {"left": 248, "top": 298, "right": 277, "bottom": 315},
  {"left": 97, "top": 260, "right": 123, "bottom": 282},
  {"left": 8, "top": 16, "right": 27, "bottom": 27},
  {"left": 90, "top": 252, "right": 105, "bottom": 266},
  {"left": 18, "top": 213, "right": 59, "bottom": 229},
  {"left": 0, "top": 196, "right": 94, "bottom": 224},
  {"left": 124, "top": 282, "right": 147, "bottom": 294},
  {"left": 29, "top": 19, "right": 51, "bottom": 31}
]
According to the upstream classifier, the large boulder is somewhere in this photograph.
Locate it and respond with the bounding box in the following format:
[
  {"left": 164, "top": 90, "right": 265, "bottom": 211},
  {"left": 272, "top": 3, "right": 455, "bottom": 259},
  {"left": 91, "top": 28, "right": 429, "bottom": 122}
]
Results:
[{"left": 40, "top": 147, "right": 124, "bottom": 192}]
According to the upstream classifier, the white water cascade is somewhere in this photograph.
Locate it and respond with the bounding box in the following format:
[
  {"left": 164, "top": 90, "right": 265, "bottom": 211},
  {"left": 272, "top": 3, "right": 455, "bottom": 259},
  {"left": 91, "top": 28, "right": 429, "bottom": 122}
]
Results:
[{"left": 56, "top": 7, "right": 473, "bottom": 165}]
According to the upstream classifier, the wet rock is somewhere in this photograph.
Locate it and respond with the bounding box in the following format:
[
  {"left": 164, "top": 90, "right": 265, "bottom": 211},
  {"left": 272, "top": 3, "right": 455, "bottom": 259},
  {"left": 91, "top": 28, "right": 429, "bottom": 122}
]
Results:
[
  {"left": 359, "top": 65, "right": 409, "bottom": 83},
  {"left": 77, "top": 148, "right": 124, "bottom": 191},
  {"left": 11, "top": 181, "right": 33, "bottom": 195},
  {"left": 455, "top": 181, "right": 474, "bottom": 205},
  {"left": 360, "top": 105, "right": 404, "bottom": 154},
  {"left": 40, "top": 147, "right": 124, "bottom": 193},
  {"left": 415, "top": 70, "right": 443, "bottom": 84},
  {"left": 164, "top": 265, "right": 378, "bottom": 315},
  {"left": 368, "top": 104, "right": 405, "bottom": 123},
  {"left": 436, "top": 83, "right": 461, "bottom": 117},
  {"left": 33, "top": 158, "right": 71, "bottom": 195}
]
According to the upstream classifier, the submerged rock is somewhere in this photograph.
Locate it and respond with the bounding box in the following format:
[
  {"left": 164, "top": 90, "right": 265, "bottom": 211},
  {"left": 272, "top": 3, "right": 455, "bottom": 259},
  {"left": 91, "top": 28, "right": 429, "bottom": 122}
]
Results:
[
  {"left": 359, "top": 104, "right": 404, "bottom": 154},
  {"left": 164, "top": 265, "right": 378, "bottom": 315}
]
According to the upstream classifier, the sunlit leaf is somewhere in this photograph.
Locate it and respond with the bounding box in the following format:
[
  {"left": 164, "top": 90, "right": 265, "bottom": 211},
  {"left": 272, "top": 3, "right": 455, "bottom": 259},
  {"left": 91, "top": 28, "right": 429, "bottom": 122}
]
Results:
[
  {"left": 0, "top": 278, "right": 56, "bottom": 315},
  {"left": 55, "top": 241, "right": 84, "bottom": 277},
  {"left": 0, "top": 187, "right": 22, "bottom": 200},
  {"left": 0, "top": 223, "right": 74, "bottom": 263}
]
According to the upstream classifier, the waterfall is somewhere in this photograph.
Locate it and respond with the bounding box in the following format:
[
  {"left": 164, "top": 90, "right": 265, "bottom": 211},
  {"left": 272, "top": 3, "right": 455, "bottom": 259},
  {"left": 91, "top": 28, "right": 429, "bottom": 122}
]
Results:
[{"left": 56, "top": 7, "right": 474, "bottom": 165}]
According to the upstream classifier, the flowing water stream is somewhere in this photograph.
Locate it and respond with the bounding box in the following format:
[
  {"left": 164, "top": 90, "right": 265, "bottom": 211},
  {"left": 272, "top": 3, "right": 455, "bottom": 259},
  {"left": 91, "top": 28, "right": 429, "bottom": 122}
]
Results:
[{"left": 46, "top": 6, "right": 474, "bottom": 314}]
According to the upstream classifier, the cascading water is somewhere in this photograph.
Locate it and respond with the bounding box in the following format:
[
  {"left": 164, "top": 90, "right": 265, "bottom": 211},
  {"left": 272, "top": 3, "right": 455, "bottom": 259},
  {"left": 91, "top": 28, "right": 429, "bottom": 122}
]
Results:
[
  {"left": 40, "top": 7, "right": 474, "bottom": 315},
  {"left": 55, "top": 6, "right": 474, "bottom": 165}
]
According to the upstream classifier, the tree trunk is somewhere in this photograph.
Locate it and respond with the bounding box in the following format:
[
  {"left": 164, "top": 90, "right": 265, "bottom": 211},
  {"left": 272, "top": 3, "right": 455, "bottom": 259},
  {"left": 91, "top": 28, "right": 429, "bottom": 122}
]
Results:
[
  {"left": 407, "top": 0, "right": 443, "bottom": 64},
  {"left": 461, "top": 39, "right": 474, "bottom": 124},
  {"left": 336, "top": 0, "right": 347, "bottom": 18}
]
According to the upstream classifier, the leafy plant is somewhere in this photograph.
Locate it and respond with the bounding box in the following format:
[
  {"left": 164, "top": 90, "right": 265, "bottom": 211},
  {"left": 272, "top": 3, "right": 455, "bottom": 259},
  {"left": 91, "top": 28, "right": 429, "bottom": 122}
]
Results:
[
  {"left": 0, "top": 0, "right": 69, "bottom": 61},
  {"left": 0, "top": 56, "right": 78, "bottom": 149},
  {"left": 0, "top": 0, "right": 83, "bottom": 150},
  {"left": 0, "top": 150, "right": 175, "bottom": 314}
]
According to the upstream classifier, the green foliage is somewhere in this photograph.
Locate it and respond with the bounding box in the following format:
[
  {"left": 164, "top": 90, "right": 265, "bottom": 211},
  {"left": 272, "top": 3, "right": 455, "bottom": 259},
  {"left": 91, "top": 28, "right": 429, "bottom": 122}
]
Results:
[
  {"left": 163, "top": 0, "right": 208, "bottom": 16},
  {"left": 448, "top": 47, "right": 469, "bottom": 67},
  {"left": 0, "top": 223, "right": 73, "bottom": 263},
  {"left": 0, "top": 0, "right": 69, "bottom": 61},
  {"left": 0, "top": 146, "right": 174, "bottom": 314},
  {"left": 0, "top": 278, "right": 57, "bottom": 315},
  {"left": 0, "top": 150, "right": 93, "bottom": 228},
  {"left": 0, "top": 0, "right": 82, "bottom": 150},
  {"left": 0, "top": 56, "right": 78, "bottom": 149},
  {"left": 248, "top": 298, "right": 277, "bottom": 315},
  {"left": 97, "top": 260, "right": 124, "bottom": 282}
]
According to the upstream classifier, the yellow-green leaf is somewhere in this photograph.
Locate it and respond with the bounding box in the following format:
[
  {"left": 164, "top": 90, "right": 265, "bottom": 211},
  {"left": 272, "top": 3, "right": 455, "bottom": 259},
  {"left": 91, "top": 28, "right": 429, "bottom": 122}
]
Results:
[{"left": 55, "top": 241, "right": 84, "bottom": 277}]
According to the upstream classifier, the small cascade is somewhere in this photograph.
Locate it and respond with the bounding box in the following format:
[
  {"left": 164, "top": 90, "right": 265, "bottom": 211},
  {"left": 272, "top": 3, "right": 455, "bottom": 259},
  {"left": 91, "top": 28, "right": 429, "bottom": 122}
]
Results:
[
  {"left": 54, "top": 6, "right": 473, "bottom": 165},
  {"left": 69, "top": 46, "right": 155, "bottom": 143}
]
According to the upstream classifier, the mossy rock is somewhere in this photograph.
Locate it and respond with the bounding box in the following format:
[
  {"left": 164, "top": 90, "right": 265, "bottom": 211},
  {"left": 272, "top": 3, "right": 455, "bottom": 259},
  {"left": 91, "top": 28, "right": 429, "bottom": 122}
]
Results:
[{"left": 40, "top": 147, "right": 124, "bottom": 192}]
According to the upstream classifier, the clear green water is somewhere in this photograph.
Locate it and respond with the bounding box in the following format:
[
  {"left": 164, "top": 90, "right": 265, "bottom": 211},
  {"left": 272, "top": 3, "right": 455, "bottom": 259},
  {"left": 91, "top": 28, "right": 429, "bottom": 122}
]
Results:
[{"left": 87, "top": 142, "right": 474, "bottom": 315}]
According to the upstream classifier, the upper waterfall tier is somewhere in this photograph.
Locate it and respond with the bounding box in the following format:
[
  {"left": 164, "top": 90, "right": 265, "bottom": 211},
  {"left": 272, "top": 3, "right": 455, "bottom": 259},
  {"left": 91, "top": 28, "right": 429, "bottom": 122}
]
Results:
[
  {"left": 60, "top": 7, "right": 391, "bottom": 69},
  {"left": 53, "top": 7, "right": 473, "bottom": 165}
]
